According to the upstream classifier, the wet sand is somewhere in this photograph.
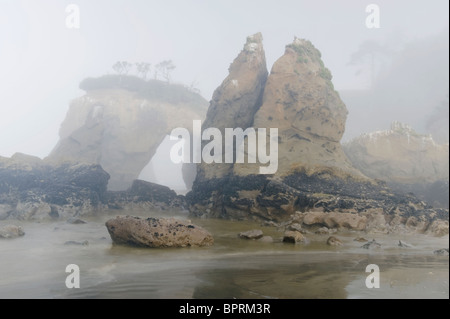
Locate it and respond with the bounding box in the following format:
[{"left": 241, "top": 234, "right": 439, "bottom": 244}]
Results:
[{"left": 0, "top": 210, "right": 448, "bottom": 299}]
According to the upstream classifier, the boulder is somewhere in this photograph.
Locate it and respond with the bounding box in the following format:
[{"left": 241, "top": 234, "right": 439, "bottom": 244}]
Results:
[
  {"left": 326, "top": 236, "right": 343, "bottom": 246},
  {"left": 283, "top": 230, "right": 305, "bottom": 244},
  {"left": 0, "top": 225, "right": 25, "bottom": 239},
  {"left": 105, "top": 216, "right": 214, "bottom": 248},
  {"left": 238, "top": 229, "right": 264, "bottom": 240}
]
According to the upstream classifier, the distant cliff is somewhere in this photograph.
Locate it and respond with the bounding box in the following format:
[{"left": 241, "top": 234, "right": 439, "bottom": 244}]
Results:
[{"left": 47, "top": 76, "right": 208, "bottom": 191}]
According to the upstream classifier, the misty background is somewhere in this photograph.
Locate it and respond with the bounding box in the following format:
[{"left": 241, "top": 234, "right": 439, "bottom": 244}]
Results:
[{"left": 1, "top": 0, "right": 449, "bottom": 190}]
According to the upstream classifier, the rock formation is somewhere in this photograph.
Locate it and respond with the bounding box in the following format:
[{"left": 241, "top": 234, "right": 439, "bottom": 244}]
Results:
[
  {"left": 343, "top": 122, "right": 449, "bottom": 208},
  {"left": 187, "top": 34, "right": 449, "bottom": 236},
  {"left": 47, "top": 76, "right": 208, "bottom": 191},
  {"left": 196, "top": 32, "right": 268, "bottom": 181},
  {"left": 189, "top": 35, "right": 368, "bottom": 219},
  {"left": 0, "top": 153, "right": 109, "bottom": 220},
  {"left": 0, "top": 154, "right": 184, "bottom": 221},
  {"left": 105, "top": 216, "right": 214, "bottom": 248}
]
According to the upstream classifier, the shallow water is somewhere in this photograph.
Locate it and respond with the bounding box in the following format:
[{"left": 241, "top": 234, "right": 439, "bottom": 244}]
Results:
[{"left": 0, "top": 210, "right": 448, "bottom": 299}]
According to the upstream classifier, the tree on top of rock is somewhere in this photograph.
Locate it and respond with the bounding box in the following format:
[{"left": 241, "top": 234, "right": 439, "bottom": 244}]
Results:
[
  {"left": 112, "top": 61, "right": 133, "bottom": 75},
  {"left": 135, "top": 62, "right": 151, "bottom": 80},
  {"left": 154, "top": 60, "right": 176, "bottom": 82}
]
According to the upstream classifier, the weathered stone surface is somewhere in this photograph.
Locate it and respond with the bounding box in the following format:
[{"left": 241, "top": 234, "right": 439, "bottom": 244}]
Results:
[
  {"left": 301, "top": 211, "right": 366, "bottom": 231},
  {"left": 185, "top": 34, "right": 449, "bottom": 235},
  {"left": 282, "top": 230, "right": 304, "bottom": 243},
  {"left": 426, "top": 220, "right": 449, "bottom": 237},
  {"left": 0, "top": 154, "right": 110, "bottom": 220},
  {"left": 326, "top": 236, "right": 343, "bottom": 246},
  {"left": 354, "top": 237, "right": 368, "bottom": 242},
  {"left": 0, "top": 225, "right": 25, "bottom": 239},
  {"left": 196, "top": 33, "right": 268, "bottom": 182},
  {"left": 105, "top": 216, "right": 214, "bottom": 248},
  {"left": 105, "top": 179, "right": 186, "bottom": 211},
  {"left": 344, "top": 122, "right": 449, "bottom": 208},
  {"left": 235, "top": 37, "right": 358, "bottom": 177},
  {"left": 47, "top": 78, "right": 208, "bottom": 191},
  {"left": 238, "top": 229, "right": 264, "bottom": 240}
]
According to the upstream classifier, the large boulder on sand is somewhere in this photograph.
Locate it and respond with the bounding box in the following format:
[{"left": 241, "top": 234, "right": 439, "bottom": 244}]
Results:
[
  {"left": 0, "top": 225, "right": 25, "bottom": 239},
  {"left": 105, "top": 216, "right": 214, "bottom": 248}
]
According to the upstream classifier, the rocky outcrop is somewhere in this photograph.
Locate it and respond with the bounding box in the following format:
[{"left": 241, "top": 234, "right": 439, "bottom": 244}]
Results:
[
  {"left": 189, "top": 36, "right": 362, "bottom": 220},
  {"left": 47, "top": 77, "right": 208, "bottom": 191},
  {"left": 0, "top": 154, "right": 185, "bottom": 220},
  {"left": 105, "top": 180, "right": 186, "bottom": 211},
  {"left": 187, "top": 34, "right": 449, "bottom": 236},
  {"left": 0, "top": 225, "right": 25, "bottom": 239},
  {"left": 0, "top": 153, "right": 109, "bottom": 220},
  {"left": 105, "top": 216, "right": 214, "bottom": 248},
  {"left": 343, "top": 122, "right": 449, "bottom": 208},
  {"left": 234, "top": 37, "right": 358, "bottom": 176},
  {"left": 196, "top": 33, "right": 268, "bottom": 181}
]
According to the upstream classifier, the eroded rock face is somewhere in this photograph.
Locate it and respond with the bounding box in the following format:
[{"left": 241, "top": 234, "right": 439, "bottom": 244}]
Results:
[
  {"left": 0, "top": 153, "right": 110, "bottom": 220},
  {"left": 344, "top": 122, "right": 449, "bottom": 208},
  {"left": 196, "top": 33, "right": 268, "bottom": 181},
  {"left": 105, "top": 216, "right": 214, "bottom": 248},
  {"left": 234, "top": 37, "right": 358, "bottom": 176},
  {"left": 187, "top": 36, "right": 449, "bottom": 235},
  {"left": 188, "top": 36, "right": 364, "bottom": 218},
  {"left": 105, "top": 180, "right": 186, "bottom": 211},
  {"left": 47, "top": 78, "right": 208, "bottom": 191}
]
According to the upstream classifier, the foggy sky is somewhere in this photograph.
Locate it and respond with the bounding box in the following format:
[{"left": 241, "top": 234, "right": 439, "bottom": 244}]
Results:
[{"left": 0, "top": 0, "right": 449, "bottom": 159}]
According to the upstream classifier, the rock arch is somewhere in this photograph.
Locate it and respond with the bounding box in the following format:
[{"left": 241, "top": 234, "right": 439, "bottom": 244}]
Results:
[{"left": 47, "top": 80, "right": 207, "bottom": 191}]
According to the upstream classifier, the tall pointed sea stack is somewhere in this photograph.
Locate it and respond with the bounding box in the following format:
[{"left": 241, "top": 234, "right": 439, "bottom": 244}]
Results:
[{"left": 187, "top": 35, "right": 448, "bottom": 235}]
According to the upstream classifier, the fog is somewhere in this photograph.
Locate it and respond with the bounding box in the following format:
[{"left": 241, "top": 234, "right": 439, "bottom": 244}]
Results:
[{"left": 1, "top": 0, "right": 448, "bottom": 189}]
